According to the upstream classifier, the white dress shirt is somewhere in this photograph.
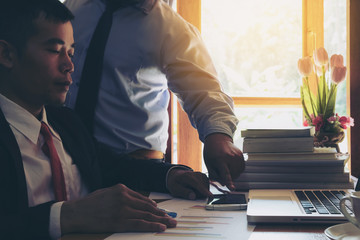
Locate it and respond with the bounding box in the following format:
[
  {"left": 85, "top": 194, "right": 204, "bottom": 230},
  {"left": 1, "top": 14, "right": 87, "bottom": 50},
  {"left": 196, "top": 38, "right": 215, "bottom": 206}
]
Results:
[
  {"left": 0, "top": 94, "right": 88, "bottom": 239},
  {"left": 65, "top": 0, "right": 238, "bottom": 154}
]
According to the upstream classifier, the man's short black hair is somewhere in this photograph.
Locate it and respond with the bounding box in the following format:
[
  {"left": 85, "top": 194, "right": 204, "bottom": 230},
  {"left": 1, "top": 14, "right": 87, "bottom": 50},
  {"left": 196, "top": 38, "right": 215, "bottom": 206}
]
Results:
[{"left": 0, "top": 0, "right": 74, "bottom": 54}]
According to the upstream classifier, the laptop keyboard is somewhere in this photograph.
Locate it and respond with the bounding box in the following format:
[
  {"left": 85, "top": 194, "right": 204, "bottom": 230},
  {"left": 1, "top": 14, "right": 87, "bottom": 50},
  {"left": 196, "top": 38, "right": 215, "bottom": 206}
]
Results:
[{"left": 294, "top": 190, "right": 353, "bottom": 215}]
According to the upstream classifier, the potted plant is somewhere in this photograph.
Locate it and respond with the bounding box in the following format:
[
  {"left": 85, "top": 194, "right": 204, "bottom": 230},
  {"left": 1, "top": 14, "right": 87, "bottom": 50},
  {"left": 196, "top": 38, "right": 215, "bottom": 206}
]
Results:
[{"left": 298, "top": 47, "right": 354, "bottom": 152}]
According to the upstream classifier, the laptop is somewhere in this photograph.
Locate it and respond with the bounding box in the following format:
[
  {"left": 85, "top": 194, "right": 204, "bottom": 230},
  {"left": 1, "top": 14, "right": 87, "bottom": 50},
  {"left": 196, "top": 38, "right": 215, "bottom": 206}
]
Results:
[{"left": 246, "top": 179, "right": 359, "bottom": 224}]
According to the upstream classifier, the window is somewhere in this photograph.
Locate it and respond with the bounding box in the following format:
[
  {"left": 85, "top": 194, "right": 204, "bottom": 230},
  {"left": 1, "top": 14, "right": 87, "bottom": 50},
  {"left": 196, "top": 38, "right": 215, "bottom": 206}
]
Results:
[
  {"left": 174, "top": 0, "right": 349, "bottom": 171},
  {"left": 202, "top": 0, "right": 303, "bottom": 150}
]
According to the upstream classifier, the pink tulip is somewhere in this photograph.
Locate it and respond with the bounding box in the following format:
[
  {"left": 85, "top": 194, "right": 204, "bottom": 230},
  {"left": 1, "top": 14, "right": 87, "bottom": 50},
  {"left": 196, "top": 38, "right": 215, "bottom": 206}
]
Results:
[
  {"left": 313, "top": 64, "right": 328, "bottom": 76},
  {"left": 339, "top": 116, "right": 348, "bottom": 129},
  {"left": 327, "top": 116, "right": 337, "bottom": 123},
  {"left": 330, "top": 54, "right": 344, "bottom": 68},
  {"left": 339, "top": 116, "right": 354, "bottom": 129},
  {"left": 303, "top": 119, "right": 309, "bottom": 127},
  {"left": 331, "top": 66, "right": 347, "bottom": 84},
  {"left": 298, "top": 57, "right": 313, "bottom": 77},
  {"left": 313, "top": 47, "right": 329, "bottom": 67},
  {"left": 349, "top": 117, "right": 355, "bottom": 127},
  {"left": 312, "top": 115, "right": 324, "bottom": 131}
]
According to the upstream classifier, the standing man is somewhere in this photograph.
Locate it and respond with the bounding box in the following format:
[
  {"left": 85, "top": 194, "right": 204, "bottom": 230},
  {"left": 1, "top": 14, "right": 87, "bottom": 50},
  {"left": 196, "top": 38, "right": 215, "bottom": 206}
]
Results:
[
  {"left": 0, "top": 0, "right": 211, "bottom": 239},
  {"left": 64, "top": 0, "right": 245, "bottom": 190}
]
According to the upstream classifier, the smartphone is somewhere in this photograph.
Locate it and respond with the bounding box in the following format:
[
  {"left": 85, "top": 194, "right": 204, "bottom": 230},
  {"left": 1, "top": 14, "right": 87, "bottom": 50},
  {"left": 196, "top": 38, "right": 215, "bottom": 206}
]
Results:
[{"left": 205, "top": 193, "right": 247, "bottom": 211}]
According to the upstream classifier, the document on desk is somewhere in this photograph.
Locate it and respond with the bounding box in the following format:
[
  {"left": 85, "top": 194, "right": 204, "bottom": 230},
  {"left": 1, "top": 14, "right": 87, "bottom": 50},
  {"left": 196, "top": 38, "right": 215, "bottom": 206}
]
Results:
[{"left": 105, "top": 195, "right": 254, "bottom": 240}]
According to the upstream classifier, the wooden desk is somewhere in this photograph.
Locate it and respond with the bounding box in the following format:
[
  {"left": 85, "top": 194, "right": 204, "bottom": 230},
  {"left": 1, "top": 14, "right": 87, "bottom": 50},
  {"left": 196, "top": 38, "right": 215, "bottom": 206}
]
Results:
[
  {"left": 60, "top": 191, "right": 334, "bottom": 239},
  {"left": 61, "top": 224, "right": 332, "bottom": 240}
]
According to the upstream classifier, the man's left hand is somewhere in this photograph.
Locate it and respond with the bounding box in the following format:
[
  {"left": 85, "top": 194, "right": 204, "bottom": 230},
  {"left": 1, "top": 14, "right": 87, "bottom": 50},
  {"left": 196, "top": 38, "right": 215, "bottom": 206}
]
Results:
[{"left": 203, "top": 133, "right": 245, "bottom": 191}]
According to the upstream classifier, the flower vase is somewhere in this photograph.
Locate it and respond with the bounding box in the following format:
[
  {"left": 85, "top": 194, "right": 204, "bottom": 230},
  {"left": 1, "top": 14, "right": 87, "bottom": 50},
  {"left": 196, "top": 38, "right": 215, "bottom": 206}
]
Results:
[{"left": 313, "top": 130, "right": 345, "bottom": 153}]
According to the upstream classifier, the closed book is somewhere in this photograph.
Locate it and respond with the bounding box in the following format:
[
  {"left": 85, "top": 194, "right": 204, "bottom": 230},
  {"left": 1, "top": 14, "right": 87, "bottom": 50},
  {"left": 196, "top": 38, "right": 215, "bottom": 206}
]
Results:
[
  {"left": 244, "top": 156, "right": 348, "bottom": 167},
  {"left": 245, "top": 151, "right": 337, "bottom": 161},
  {"left": 241, "top": 127, "right": 315, "bottom": 138},
  {"left": 243, "top": 137, "right": 314, "bottom": 153},
  {"left": 234, "top": 180, "right": 354, "bottom": 191},
  {"left": 243, "top": 165, "right": 345, "bottom": 174},
  {"left": 234, "top": 172, "right": 349, "bottom": 183}
]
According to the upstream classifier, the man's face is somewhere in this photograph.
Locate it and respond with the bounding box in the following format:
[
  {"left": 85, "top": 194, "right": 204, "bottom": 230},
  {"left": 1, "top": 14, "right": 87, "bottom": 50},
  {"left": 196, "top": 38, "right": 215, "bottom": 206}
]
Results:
[{"left": 9, "top": 18, "right": 75, "bottom": 109}]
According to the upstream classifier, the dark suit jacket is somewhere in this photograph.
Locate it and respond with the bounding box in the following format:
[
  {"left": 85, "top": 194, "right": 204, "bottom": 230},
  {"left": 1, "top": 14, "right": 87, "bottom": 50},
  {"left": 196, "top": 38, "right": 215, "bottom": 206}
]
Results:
[{"left": 0, "top": 105, "right": 174, "bottom": 240}]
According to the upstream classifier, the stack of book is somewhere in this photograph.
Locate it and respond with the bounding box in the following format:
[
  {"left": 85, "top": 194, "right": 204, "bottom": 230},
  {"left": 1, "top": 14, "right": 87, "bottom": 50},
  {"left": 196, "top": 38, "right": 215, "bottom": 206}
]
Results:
[
  {"left": 235, "top": 127, "right": 352, "bottom": 190},
  {"left": 242, "top": 127, "right": 315, "bottom": 153}
]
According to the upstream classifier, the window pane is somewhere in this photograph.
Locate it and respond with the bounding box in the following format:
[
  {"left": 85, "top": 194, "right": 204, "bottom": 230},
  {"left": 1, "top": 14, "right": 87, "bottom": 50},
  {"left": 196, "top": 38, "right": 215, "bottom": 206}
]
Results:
[
  {"left": 324, "top": 0, "right": 347, "bottom": 153},
  {"left": 201, "top": 0, "right": 302, "bottom": 97},
  {"left": 324, "top": 0, "right": 347, "bottom": 117}
]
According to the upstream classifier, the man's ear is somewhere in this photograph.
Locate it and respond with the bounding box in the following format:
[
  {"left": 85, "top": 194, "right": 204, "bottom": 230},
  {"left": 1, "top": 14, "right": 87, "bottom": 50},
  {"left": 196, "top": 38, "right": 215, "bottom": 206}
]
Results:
[{"left": 0, "top": 40, "right": 17, "bottom": 69}]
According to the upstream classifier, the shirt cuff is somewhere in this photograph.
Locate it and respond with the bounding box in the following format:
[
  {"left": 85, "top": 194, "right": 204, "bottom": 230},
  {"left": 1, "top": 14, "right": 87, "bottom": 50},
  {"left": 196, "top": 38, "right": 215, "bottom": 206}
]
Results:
[
  {"left": 49, "top": 201, "right": 64, "bottom": 240},
  {"left": 165, "top": 165, "right": 193, "bottom": 190}
]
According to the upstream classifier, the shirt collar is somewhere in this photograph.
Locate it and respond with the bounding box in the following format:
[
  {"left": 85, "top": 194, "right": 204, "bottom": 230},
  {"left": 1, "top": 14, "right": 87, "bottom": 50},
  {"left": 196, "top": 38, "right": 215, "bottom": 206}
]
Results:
[
  {"left": 0, "top": 94, "right": 61, "bottom": 144},
  {"left": 101, "top": 0, "right": 158, "bottom": 14},
  {"left": 137, "top": 0, "right": 157, "bottom": 14}
]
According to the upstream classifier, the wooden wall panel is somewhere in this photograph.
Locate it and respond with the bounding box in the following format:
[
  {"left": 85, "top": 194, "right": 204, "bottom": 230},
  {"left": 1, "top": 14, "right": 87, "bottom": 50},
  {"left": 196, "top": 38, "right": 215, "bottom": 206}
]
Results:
[
  {"left": 348, "top": 0, "right": 360, "bottom": 177},
  {"left": 175, "top": 0, "right": 202, "bottom": 171}
]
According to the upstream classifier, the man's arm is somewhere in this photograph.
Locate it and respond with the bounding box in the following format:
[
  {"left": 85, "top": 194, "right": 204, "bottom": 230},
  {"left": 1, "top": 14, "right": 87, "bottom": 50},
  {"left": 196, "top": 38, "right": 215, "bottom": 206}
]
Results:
[
  {"left": 159, "top": 6, "right": 244, "bottom": 188},
  {"left": 47, "top": 106, "right": 211, "bottom": 235},
  {"left": 97, "top": 142, "right": 212, "bottom": 198},
  {"left": 60, "top": 184, "right": 176, "bottom": 235},
  {"left": 0, "top": 202, "right": 54, "bottom": 239}
]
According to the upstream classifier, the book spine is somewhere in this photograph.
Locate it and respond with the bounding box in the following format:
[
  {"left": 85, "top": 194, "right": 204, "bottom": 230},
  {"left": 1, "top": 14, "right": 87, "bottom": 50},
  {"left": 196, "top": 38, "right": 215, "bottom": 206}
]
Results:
[
  {"left": 234, "top": 181, "right": 354, "bottom": 191},
  {"left": 240, "top": 128, "right": 315, "bottom": 138},
  {"left": 241, "top": 132, "right": 313, "bottom": 138},
  {"left": 244, "top": 159, "right": 345, "bottom": 166},
  {"left": 243, "top": 166, "right": 345, "bottom": 174},
  {"left": 246, "top": 154, "right": 337, "bottom": 161},
  {"left": 243, "top": 137, "right": 314, "bottom": 153},
  {"left": 235, "top": 173, "right": 349, "bottom": 183}
]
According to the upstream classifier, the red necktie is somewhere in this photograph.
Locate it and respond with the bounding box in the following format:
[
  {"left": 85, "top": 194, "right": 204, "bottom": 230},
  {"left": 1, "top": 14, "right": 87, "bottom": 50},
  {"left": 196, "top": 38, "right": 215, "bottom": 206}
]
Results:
[{"left": 40, "top": 122, "right": 67, "bottom": 201}]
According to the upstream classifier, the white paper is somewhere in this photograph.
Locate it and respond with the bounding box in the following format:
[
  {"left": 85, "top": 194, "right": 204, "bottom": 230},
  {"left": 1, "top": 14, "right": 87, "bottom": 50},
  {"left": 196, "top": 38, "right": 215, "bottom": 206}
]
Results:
[{"left": 105, "top": 196, "right": 254, "bottom": 240}]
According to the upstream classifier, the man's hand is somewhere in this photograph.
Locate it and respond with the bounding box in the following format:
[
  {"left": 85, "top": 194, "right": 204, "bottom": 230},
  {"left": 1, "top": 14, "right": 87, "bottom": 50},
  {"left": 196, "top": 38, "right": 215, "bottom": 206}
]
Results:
[
  {"left": 61, "top": 184, "right": 177, "bottom": 235},
  {"left": 203, "top": 133, "right": 245, "bottom": 190},
  {"left": 167, "top": 169, "right": 212, "bottom": 200}
]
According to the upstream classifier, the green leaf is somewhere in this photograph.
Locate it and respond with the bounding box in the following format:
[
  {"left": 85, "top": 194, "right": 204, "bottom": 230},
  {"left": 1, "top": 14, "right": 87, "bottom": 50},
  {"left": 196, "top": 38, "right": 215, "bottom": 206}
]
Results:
[
  {"left": 300, "top": 86, "right": 311, "bottom": 120},
  {"left": 316, "top": 74, "right": 323, "bottom": 114},
  {"left": 321, "top": 74, "right": 328, "bottom": 114},
  {"left": 324, "top": 83, "right": 338, "bottom": 119},
  {"left": 301, "top": 82, "right": 317, "bottom": 119}
]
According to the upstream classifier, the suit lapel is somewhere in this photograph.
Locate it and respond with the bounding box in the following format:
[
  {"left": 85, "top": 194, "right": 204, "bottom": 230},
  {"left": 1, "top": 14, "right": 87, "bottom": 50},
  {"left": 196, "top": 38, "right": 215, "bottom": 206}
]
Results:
[
  {"left": 46, "top": 107, "right": 102, "bottom": 191},
  {"left": 0, "top": 108, "right": 29, "bottom": 208}
]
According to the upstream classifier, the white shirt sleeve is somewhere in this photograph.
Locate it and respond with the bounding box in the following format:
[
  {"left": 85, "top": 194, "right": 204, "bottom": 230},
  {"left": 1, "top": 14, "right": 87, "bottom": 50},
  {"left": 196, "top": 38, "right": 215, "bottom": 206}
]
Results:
[
  {"left": 158, "top": 4, "right": 238, "bottom": 141},
  {"left": 49, "top": 202, "right": 64, "bottom": 240}
]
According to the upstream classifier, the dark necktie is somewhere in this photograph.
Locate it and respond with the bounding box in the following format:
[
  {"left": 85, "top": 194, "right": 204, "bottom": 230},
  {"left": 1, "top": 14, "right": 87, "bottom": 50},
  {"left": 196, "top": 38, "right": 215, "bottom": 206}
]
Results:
[
  {"left": 40, "top": 122, "right": 67, "bottom": 202},
  {"left": 74, "top": 4, "right": 116, "bottom": 133},
  {"left": 74, "top": 1, "right": 140, "bottom": 133}
]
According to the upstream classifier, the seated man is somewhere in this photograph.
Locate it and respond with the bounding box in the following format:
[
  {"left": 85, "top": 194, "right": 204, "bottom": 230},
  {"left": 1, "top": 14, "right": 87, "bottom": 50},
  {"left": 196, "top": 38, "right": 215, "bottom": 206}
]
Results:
[{"left": 0, "top": 0, "right": 211, "bottom": 239}]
